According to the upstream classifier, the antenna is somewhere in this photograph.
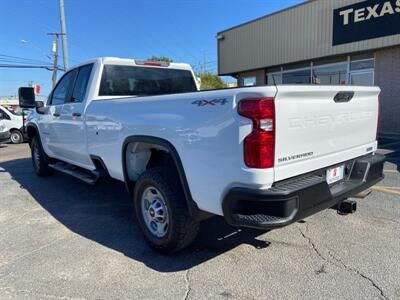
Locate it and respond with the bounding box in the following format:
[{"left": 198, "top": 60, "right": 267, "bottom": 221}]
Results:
[{"left": 272, "top": 74, "right": 277, "bottom": 88}]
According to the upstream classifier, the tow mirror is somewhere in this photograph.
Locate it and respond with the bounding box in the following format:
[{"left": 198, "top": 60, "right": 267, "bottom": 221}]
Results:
[{"left": 18, "top": 87, "right": 36, "bottom": 108}]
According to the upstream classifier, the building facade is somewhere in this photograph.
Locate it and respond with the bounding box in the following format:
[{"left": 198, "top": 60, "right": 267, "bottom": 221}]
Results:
[{"left": 217, "top": 0, "right": 400, "bottom": 136}]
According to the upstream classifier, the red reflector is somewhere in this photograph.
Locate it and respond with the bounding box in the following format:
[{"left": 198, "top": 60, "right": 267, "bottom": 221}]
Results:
[
  {"left": 239, "top": 97, "right": 275, "bottom": 169},
  {"left": 244, "top": 130, "right": 275, "bottom": 168}
]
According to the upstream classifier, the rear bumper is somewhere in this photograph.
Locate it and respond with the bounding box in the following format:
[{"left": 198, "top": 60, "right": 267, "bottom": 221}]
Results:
[
  {"left": 222, "top": 153, "right": 385, "bottom": 230},
  {"left": 0, "top": 131, "right": 11, "bottom": 143}
]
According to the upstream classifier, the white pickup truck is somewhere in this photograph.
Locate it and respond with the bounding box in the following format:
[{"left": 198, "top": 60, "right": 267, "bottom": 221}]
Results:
[{"left": 19, "top": 57, "right": 385, "bottom": 253}]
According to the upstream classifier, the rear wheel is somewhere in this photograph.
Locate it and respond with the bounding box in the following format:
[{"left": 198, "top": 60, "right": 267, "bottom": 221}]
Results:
[
  {"left": 31, "top": 136, "right": 53, "bottom": 177},
  {"left": 134, "top": 167, "right": 199, "bottom": 253},
  {"left": 10, "top": 130, "right": 23, "bottom": 144}
]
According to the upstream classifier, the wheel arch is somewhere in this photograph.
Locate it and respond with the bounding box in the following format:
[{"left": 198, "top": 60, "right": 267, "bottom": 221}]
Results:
[
  {"left": 25, "top": 123, "right": 40, "bottom": 145},
  {"left": 122, "top": 135, "right": 201, "bottom": 218},
  {"left": 9, "top": 127, "right": 23, "bottom": 134}
]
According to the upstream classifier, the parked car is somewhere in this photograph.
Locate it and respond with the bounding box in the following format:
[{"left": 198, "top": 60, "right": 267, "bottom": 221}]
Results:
[
  {"left": 0, "top": 122, "right": 11, "bottom": 144},
  {"left": 19, "top": 57, "right": 385, "bottom": 253},
  {"left": 0, "top": 105, "right": 26, "bottom": 144}
]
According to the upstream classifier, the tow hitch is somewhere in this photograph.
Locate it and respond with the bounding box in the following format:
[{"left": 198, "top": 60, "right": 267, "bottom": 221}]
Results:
[{"left": 336, "top": 199, "right": 357, "bottom": 215}]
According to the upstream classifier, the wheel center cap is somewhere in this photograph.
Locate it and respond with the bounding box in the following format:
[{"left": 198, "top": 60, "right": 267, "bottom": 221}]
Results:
[{"left": 149, "top": 208, "right": 155, "bottom": 217}]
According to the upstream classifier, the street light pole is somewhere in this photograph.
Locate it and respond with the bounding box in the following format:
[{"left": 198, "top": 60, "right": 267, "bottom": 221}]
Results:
[{"left": 59, "top": 0, "right": 69, "bottom": 71}]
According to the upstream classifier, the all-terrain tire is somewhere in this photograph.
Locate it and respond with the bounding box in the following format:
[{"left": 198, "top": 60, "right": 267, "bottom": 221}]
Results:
[
  {"left": 31, "top": 136, "right": 54, "bottom": 177},
  {"left": 133, "top": 167, "right": 199, "bottom": 253}
]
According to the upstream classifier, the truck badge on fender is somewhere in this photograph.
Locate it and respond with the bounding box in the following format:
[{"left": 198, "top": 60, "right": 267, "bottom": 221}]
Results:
[{"left": 192, "top": 98, "right": 227, "bottom": 106}]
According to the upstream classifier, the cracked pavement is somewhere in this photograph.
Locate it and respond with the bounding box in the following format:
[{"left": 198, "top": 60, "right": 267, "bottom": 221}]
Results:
[{"left": 0, "top": 143, "right": 399, "bottom": 299}]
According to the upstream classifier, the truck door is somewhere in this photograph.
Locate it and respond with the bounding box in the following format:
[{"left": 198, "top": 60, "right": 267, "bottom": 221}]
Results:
[
  {"left": 57, "top": 64, "right": 94, "bottom": 168},
  {"left": 40, "top": 69, "right": 77, "bottom": 158}
]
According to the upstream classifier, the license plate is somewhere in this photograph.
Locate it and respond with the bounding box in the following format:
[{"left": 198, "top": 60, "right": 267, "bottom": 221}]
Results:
[{"left": 326, "top": 165, "right": 345, "bottom": 185}]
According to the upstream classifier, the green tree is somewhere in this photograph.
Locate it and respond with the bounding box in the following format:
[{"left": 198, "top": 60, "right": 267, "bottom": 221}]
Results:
[
  {"left": 198, "top": 72, "right": 225, "bottom": 90},
  {"left": 147, "top": 56, "right": 173, "bottom": 63}
]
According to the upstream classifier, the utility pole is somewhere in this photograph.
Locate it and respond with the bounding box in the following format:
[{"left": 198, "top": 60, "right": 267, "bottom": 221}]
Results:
[
  {"left": 59, "top": 0, "right": 69, "bottom": 71},
  {"left": 47, "top": 32, "right": 64, "bottom": 88}
]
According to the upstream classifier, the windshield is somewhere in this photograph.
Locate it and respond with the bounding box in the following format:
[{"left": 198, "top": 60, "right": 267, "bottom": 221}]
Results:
[{"left": 99, "top": 65, "right": 197, "bottom": 97}]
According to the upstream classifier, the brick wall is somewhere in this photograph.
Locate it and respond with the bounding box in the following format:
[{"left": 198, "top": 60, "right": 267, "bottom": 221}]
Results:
[{"left": 375, "top": 47, "right": 400, "bottom": 136}]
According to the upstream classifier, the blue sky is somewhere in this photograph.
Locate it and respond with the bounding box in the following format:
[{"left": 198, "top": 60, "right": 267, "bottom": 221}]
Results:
[{"left": 0, "top": 0, "right": 303, "bottom": 97}]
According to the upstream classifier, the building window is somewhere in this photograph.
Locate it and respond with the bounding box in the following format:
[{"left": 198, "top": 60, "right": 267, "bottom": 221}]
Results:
[
  {"left": 282, "top": 69, "right": 311, "bottom": 84},
  {"left": 267, "top": 73, "right": 282, "bottom": 85},
  {"left": 242, "top": 76, "right": 257, "bottom": 86},
  {"left": 350, "top": 72, "right": 374, "bottom": 86},
  {"left": 312, "top": 62, "right": 348, "bottom": 85},
  {"left": 349, "top": 57, "right": 374, "bottom": 86},
  {"left": 265, "top": 53, "right": 375, "bottom": 86},
  {"left": 350, "top": 59, "right": 374, "bottom": 71}
]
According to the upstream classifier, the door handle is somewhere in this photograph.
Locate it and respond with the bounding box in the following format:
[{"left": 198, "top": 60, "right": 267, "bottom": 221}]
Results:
[
  {"left": 334, "top": 91, "right": 354, "bottom": 103},
  {"left": 72, "top": 112, "right": 81, "bottom": 117},
  {"left": 53, "top": 113, "right": 60, "bottom": 117}
]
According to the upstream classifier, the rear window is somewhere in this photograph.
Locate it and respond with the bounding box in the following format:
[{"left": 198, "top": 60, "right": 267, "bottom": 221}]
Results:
[{"left": 99, "top": 65, "right": 197, "bottom": 96}]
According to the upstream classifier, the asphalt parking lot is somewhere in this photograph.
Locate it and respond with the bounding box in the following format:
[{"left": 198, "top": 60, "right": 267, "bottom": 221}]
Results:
[{"left": 0, "top": 142, "right": 399, "bottom": 300}]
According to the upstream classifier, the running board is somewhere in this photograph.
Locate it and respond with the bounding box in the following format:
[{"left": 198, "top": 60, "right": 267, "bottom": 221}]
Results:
[{"left": 49, "top": 162, "right": 100, "bottom": 185}]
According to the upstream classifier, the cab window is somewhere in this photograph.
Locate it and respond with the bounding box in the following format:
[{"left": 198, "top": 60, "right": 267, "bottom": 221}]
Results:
[
  {"left": 50, "top": 70, "right": 76, "bottom": 105},
  {"left": 99, "top": 65, "right": 197, "bottom": 96},
  {"left": 70, "top": 64, "right": 93, "bottom": 103}
]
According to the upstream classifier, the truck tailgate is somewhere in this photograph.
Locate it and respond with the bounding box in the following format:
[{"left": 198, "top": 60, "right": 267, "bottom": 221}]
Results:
[{"left": 274, "top": 85, "right": 380, "bottom": 182}]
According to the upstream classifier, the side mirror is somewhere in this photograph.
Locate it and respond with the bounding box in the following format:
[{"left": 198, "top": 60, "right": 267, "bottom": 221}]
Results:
[
  {"left": 35, "top": 101, "right": 46, "bottom": 114},
  {"left": 18, "top": 87, "right": 36, "bottom": 108},
  {"left": 35, "top": 101, "right": 44, "bottom": 109}
]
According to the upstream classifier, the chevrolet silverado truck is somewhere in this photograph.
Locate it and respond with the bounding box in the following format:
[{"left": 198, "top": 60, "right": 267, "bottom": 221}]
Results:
[{"left": 18, "top": 57, "right": 385, "bottom": 253}]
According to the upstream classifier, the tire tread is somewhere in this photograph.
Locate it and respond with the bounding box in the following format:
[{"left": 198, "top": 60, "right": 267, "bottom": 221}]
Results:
[
  {"left": 134, "top": 167, "right": 199, "bottom": 253},
  {"left": 31, "top": 136, "right": 53, "bottom": 177}
]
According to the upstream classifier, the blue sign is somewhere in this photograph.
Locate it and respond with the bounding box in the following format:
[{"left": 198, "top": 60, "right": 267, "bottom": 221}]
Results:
[{"left": 333, "top": 0, "right": 400, "bottom": 46}]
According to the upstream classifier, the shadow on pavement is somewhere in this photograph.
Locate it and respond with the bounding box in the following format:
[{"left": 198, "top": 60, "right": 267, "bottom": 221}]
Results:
[
  {"left": 379, "top": 137, "right": 400, "bottom": 171},
  {"left": 0, "top": 157, "right": 270, "bottom": 272}
]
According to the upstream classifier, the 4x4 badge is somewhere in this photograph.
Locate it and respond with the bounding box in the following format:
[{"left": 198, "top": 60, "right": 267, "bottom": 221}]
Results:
[{"left": 192, "top": 98, "right": 227, "bottom": 106}]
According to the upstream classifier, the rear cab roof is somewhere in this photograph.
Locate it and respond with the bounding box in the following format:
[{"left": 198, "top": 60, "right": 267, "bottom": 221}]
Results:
[
  {"left": 71, "top": 57, "right": 198, "bottom": 101},
  {"left": 71, "top": 57, "right": 193, "bottom": 71}
]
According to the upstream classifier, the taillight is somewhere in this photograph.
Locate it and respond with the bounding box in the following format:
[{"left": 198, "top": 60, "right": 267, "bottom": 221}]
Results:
[{"left": 238, "top": 97, "right": 275, "bottom": 168}]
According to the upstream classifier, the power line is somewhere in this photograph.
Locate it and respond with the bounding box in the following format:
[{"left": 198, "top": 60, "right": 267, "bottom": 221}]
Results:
[
  {"left": 20, "top": 39, "right": 53, "bottom": 61},
  {"left": 0, "top": 64, "right": 55, "bottom": 70},
  {"left": 0, "top": 54, "right": 51, "bottom": 65},
  {"left": 2, "top": 5, "right": 82, "bottom": 66}
]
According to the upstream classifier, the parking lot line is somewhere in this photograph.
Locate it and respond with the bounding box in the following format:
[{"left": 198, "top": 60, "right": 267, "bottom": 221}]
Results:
[
  {"left": 371, "top": 185, "right": 400, "bottom": 196},
  {"left": 384, "top": 169, "right": 399, "bottom": 173}
]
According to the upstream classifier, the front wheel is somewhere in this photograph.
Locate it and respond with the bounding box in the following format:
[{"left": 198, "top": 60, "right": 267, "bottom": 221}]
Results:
[
  {"left": 10, "top": 130, "right": 23, "bottom": 144},
  {"left": 134, "top": 167, "right": 199, "bottom": 253},
  {"left": 31, "top": 136, "right": 53, "bottom": 177}
]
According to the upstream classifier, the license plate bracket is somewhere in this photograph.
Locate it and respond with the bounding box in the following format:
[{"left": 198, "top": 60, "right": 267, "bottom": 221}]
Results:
[{"left": 326, "top": 164, "right": 345, "bottom": 185}]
